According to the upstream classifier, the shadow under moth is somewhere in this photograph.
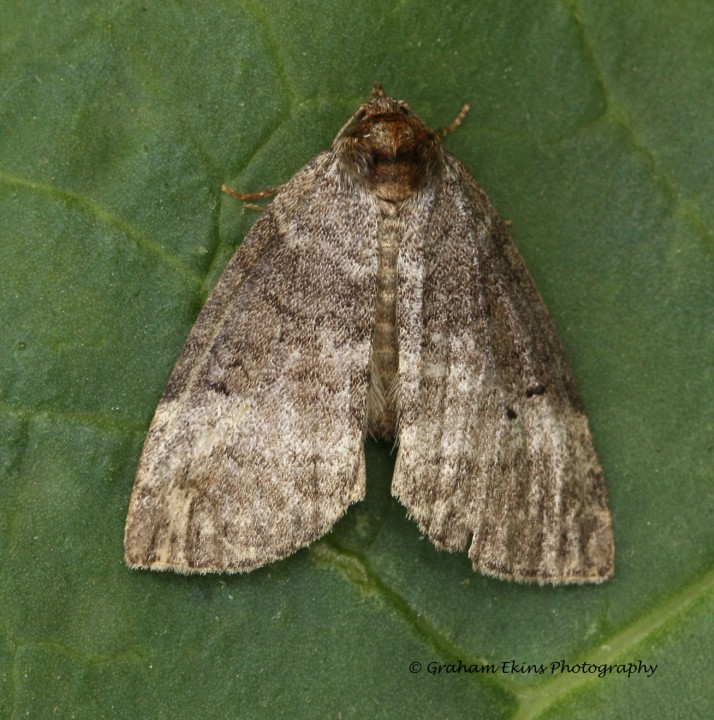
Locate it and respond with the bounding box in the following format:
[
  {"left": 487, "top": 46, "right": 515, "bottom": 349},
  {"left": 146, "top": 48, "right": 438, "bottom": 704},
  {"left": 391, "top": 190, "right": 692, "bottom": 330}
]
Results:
[{"left": 124, "top": 84, "right": 614, "bottom": 584}]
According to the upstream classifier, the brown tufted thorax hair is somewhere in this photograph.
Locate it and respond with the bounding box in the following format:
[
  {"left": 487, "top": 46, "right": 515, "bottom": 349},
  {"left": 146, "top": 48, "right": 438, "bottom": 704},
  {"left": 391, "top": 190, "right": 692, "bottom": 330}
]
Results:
[{"left": 334, "top": 83, "right": 443, "bottom": 203}]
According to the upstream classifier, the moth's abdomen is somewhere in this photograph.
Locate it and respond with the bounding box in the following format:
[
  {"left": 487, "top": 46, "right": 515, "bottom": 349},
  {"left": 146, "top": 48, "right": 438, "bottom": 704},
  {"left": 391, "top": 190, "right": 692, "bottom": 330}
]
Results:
[{"left": 368, "top": 209, "right": 401, "bottom": 440}]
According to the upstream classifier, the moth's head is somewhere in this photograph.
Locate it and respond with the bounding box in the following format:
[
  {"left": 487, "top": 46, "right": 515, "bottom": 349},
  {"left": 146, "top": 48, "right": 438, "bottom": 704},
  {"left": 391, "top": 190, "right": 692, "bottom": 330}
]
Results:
[{"left": 334, "top": 83, "right": 443, "bottom": 203}]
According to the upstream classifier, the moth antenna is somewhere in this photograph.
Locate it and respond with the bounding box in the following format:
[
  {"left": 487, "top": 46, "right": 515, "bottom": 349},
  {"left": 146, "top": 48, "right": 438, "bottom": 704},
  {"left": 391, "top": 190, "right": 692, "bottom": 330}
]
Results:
[
  {"left": 221, "top": 184, "right": 281, "bottom": 201},
  {"left": 438, "top": 103, "right": 471, "bottom": 137}
]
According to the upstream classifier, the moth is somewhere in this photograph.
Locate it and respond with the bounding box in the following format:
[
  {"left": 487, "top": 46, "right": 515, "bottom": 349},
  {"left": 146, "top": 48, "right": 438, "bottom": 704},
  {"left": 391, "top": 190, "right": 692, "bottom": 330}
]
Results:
[{"left": 125, "top": 84, "right": 614, "bottom": 584}]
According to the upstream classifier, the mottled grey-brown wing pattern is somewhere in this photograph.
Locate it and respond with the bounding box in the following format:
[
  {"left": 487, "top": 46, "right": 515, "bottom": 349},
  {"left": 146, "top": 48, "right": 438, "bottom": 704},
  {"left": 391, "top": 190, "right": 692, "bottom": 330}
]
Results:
[
  {"left": 124, "top": 154, "right": 380, "bottom": 573},
  {"left": 392, "top": 155, "right": 613, "bottom": 584}
]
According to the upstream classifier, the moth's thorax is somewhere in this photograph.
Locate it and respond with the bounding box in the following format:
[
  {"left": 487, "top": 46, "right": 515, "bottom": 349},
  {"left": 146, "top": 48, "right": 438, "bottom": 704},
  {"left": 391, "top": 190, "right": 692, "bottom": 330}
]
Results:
[{"left": 337, "top": 111, "right": 442, "bottom": 203}]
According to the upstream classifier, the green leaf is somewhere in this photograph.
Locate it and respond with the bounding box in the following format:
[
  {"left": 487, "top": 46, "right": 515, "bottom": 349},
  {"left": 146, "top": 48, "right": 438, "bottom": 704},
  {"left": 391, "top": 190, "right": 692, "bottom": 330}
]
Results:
[{"left": 1, "top": 1, "right": 712, "bottom": 718}]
